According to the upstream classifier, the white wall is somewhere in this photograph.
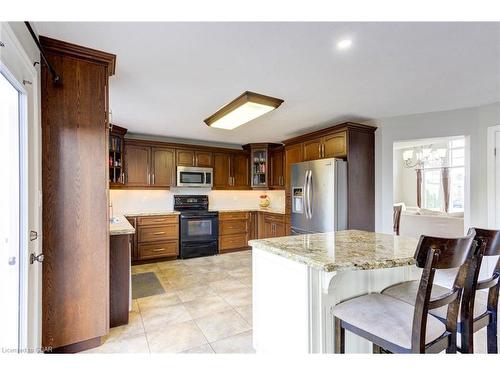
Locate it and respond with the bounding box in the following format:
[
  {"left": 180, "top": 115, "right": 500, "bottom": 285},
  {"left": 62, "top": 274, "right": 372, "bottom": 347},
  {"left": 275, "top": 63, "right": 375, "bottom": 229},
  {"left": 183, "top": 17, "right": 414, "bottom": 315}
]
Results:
[
  {"left": 110, "top": 188, "right": 285, "bottom": 215},
  {"left": 374, "top": 101, "right": 500, "bottom": 235}
]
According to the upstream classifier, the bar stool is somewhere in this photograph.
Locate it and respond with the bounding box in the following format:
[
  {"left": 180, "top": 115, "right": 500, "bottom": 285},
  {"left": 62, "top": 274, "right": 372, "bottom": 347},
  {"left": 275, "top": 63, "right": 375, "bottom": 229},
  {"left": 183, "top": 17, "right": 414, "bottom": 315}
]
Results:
[
  {"left": 332, "top": 232, "right": 476, "bottom": 353},
  {"left": 382, "top": 228, "right": 500, "bottom": 353}
]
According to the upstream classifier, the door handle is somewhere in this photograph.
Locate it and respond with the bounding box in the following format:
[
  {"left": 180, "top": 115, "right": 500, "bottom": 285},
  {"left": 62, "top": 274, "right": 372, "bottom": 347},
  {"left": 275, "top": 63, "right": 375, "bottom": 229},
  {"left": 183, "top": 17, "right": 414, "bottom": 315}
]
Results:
[
  {"left": 29, "top": 253, "right": 44, "bottom": 264},
  {"left": 152, "top": 173, "right": 155, "bottom": 185},
  {"left": 303, "top": 171, "right": 309, "bottom": 219},
  {"left": 307, "top": 170, "right": 313, "bottom": 219}
]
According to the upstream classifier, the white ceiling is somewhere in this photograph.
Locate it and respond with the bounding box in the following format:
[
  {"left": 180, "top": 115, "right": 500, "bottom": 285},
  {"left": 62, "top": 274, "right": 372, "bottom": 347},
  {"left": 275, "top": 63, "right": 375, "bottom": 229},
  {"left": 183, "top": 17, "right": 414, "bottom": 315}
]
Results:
[{"left": 34, "top": 22, "right": 500, "bottom": 145}]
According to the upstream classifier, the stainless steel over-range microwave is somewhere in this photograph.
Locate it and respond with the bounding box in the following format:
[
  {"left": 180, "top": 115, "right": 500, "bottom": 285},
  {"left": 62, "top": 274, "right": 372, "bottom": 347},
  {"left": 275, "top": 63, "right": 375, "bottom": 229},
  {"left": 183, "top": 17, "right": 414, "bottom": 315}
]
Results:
[{"left": 176, "top": 166, "right": 213, "bottom": 188}]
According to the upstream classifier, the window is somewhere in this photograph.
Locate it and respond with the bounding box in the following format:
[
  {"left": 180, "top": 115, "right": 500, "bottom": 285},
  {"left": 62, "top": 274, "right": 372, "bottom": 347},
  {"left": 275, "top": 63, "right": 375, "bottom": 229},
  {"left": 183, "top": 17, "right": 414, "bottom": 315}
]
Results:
[{"left": 421, "top": 138, "right": 465, "bottom": 212}]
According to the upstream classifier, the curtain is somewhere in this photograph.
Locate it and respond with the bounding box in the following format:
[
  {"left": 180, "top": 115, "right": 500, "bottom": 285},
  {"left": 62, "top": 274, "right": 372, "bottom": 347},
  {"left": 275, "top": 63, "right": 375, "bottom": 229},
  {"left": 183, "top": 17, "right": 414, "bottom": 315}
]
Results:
[
  {"left": 416, "top": 169, "right": 422, "bottom": 208},
  {"left": 442, "top": 167, "right": 450, "bottom": 212}
]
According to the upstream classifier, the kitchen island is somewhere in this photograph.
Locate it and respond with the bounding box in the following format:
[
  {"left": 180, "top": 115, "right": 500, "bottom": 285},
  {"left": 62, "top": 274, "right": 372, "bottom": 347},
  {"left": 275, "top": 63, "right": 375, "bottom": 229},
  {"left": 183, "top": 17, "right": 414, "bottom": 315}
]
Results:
[{"left": 249, "top": 230, "right": 419, "bottom": 354}]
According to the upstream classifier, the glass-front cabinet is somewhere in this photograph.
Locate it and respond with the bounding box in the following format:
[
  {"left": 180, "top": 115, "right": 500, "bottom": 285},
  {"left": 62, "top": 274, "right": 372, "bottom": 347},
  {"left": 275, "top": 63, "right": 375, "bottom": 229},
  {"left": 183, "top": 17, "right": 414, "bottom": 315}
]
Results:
[
  {"left": 109, "top": 124, "right": 127, "bottom": 187},
  {"left": 251, "top": 148, "right": 268, "bottom": 188}
]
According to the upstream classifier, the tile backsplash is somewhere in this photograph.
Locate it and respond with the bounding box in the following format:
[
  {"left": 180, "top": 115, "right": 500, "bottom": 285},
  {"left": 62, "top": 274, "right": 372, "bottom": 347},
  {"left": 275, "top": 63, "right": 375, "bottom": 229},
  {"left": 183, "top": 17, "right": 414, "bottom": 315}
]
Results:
[{"left": 110, "top": 188, "right": 285, "bottom": 214}]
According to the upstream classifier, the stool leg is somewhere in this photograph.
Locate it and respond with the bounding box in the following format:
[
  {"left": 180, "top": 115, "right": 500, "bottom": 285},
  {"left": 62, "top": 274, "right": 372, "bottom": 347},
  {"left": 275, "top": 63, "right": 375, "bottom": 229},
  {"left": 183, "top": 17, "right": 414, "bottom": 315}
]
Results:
[
  {"left": 334, "top": 318, "right": 345, "bottom": 354},
  {"left": 487, "top": 313, "right": 497, "bottom": 354},
  {"left": 460, "top": 320, "right": 474, "bottom": 354}
]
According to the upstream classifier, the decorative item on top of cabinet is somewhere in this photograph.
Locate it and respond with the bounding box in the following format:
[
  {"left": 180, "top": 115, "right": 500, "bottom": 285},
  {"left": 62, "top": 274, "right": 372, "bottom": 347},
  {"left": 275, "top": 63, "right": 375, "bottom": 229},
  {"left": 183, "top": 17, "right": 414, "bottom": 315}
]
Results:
[
  {"left": 243, "top": 143, "right": 282, "bottom": 189},
  {"left": 212, "top": 151, "right": 250, "bottom": 190},
  {"left": 109, "top": 124, "right": 127, "bottom": 187}
]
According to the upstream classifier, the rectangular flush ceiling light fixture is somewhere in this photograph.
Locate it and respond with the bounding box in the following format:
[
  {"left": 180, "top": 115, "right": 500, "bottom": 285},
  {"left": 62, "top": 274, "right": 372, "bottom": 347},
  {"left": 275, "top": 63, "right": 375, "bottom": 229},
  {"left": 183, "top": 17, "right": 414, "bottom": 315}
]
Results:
[{"left": 204, "top": 91, "right": 284, "bottom": 130}]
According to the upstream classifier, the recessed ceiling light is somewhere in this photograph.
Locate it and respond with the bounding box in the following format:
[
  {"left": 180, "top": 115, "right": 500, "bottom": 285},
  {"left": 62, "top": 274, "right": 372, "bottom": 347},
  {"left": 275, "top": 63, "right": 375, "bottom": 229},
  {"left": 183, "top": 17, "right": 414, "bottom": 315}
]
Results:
[
  {"left": 204, "top": 91, "right": 284, "bottom": 130},
  {"left": 337, "top": 39, "right": 353, "bottom": 50}
]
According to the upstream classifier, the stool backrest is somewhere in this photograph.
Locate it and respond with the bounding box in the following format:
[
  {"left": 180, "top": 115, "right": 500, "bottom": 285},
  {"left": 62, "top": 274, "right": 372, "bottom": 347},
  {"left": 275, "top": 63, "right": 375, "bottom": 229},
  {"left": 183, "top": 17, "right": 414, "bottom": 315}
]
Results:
[
  {"left": 463, "top": 228, "right": 500, "bottom": 326},
  {"left": 411, "top": 231, "right": 476, "bottom": 352}
]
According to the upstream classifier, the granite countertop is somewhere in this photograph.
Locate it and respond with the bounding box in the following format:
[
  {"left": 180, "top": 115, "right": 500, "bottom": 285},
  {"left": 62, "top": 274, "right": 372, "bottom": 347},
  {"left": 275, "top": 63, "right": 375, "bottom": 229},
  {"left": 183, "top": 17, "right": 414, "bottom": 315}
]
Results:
[
  {"left": 121, "top": 211, "right": 181, "bottom": 217},
  {"left": 214, "top": 207, "right": 286, "bottom": 215},
  {"left": 110, "top": 215, "right": 136, "bottom": 236},
  {"left": 248, "top": 230, "right": 419, "bottom": 272}
]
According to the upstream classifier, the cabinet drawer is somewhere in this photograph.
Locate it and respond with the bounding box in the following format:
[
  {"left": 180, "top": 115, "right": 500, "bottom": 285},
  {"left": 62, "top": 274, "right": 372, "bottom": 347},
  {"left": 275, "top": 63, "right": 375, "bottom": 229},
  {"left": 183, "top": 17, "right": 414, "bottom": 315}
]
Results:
[
  {"left": 220, "top": 219, "right": 248, "bottom": 235},
  {"left": 219, "top": 233, "right": 248, "bottom": 251},
  {"left": 138, "top": 215, "right": 178, "bottom": 226},
  {"left": 138, "top": 240, "right": 179, "bottom": 260},
  {"left": 219, "top": 211, "right": 249, "bottom": 221},
  {"left": 138, "top": 224, "right": 178, "bottom": 243},
  {"left": 263, "top": 213, "right": 286, "bottom": 224}
]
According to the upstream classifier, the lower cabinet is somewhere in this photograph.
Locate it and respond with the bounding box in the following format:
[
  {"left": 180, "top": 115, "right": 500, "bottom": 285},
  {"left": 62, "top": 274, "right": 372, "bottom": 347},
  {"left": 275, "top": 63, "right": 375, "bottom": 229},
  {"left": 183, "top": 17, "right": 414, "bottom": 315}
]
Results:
[
  {"left": 127, "top": 214, "right": 179, "bottom": 262},
  {"left": 218, "top": 211, "right": 250, "bottom": 253},
  {"left": 258, "top": 212, "right": 286, "bottom": 239}
]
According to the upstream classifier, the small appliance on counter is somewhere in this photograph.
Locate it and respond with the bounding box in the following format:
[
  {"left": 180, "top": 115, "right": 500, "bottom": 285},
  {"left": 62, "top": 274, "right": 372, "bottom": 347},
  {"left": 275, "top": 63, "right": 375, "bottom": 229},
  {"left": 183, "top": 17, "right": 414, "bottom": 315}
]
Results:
[{"left": 174, "top": 195, "right": 219, "bottom": 259}]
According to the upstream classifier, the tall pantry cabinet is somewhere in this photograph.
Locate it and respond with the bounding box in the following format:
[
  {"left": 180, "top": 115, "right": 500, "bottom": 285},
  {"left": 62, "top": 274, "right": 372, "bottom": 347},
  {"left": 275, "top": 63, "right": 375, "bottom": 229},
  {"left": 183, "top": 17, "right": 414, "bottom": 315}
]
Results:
[{"left": 40, "top": 36, "right": 116, "bottom": 352}]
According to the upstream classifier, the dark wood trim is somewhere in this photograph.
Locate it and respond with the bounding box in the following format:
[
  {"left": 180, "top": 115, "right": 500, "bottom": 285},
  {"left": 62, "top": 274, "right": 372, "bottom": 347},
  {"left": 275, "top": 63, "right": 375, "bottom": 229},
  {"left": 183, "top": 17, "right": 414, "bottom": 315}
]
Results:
[
  {"left": 282, "top": 122, "right": 376, "bottom": 146},
  {"left": 40, "top": 36, "right": 116, "bottom": 76},
  {"left": 110, "top": 234, "right": 131, "bottom": 328},
  {"left": 47, "top": 337, "right": 102, "bottom": 354},
  {"left": 124, "top": 138, "right": 249, "bottom": 155}
]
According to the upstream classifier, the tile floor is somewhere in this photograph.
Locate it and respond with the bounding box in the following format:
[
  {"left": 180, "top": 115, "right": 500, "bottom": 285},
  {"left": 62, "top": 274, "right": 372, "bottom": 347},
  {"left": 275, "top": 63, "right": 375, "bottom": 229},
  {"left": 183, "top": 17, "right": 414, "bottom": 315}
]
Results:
[{"left": 84, "top": 250, "right": 254, "bottom": 354}]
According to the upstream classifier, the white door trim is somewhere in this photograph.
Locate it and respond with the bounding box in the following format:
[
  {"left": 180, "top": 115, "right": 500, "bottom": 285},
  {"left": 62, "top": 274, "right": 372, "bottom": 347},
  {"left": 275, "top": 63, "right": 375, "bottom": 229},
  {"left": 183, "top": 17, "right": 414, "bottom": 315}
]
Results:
[
  {"left": 0, "top": 22, "right": 42, "bottom": 353},
  {"left": 487, "top": 125, "right": 500, "bottom": 228}
]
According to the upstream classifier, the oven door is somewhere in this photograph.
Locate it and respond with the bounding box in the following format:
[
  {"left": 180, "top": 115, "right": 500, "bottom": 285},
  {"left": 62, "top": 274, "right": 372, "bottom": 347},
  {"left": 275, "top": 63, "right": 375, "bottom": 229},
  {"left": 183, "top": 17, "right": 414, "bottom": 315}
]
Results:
[
  {"left": 177, "top": 167, "right": 213, "bottom": 187},
  {"left": 180, "top": 215, "right": 218, "bottom": 242}
]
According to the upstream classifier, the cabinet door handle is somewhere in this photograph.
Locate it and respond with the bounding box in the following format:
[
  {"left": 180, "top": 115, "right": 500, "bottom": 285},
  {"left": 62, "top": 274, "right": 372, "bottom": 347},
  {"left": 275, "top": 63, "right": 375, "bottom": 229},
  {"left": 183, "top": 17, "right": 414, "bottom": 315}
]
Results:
[
  {"left": 151, "top": 248, "right": 165, "bottom": 252},
  {"left": 152, "top": 173, "right": 155, "bottom": 185},
  {"left": 153, "top": 231, "right": 166, "bottom": 235}
]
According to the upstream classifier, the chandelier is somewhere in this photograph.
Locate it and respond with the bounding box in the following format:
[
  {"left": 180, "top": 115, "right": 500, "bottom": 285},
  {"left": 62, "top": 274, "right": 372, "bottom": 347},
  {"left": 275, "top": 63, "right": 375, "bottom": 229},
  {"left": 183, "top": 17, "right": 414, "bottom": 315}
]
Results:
[{"left": 402, "top": 146, "right": 447, "bottom": 169}]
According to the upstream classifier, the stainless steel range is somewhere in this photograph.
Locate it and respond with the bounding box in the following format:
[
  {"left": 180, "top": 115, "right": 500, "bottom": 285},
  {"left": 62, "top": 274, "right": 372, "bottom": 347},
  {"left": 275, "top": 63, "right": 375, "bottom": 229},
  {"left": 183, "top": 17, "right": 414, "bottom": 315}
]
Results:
[{"left": 174, "top": 195, "right": 219, "bottom": 259}]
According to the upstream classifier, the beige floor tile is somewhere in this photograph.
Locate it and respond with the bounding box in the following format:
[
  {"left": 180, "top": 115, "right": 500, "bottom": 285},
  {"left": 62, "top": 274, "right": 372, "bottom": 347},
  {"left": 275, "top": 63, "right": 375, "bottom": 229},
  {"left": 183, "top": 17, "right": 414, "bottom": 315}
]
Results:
[
  {"left": 209, "top": 278, "right": 247, "bottom": 293},
  {"left": 195, "top": 309, "right": 251, "bottom": 343},
  {"left": 240, "top": 275, "right": 253, "bottom": 286},
  {"left": 131, "top": 300, "right": 140, "bottom": 312},
  {"left": 203, "top": 271, "right": 232, "bottom": 282},
  {"left": 176, "top": 285, "right": 217, "bottom": 303},
  {"left": 219, "top": 287, "right": 252, "bottom": 308},
  {"left": 210, "top": 330, "right": 255, "bottom": 354},
  {"left": 83, "top": 333, "right": 150, "bottom": 353},
  {"left": 141, "top": 303, "right": 192, "bottom": 332},
  {"left": 227, "top": 267, "right": 252, "bottom": 279},
  {"left": 181, "top": 344, "right": 215, "bottom": 353},
  {"left": 234, "top": 305, "right": 252, "bottom": 325},
  {"left": 184, "top": 294, "right": 233, "bottom": 319},
  {"left": 137, "top": 292, "right": 181, "bottom": 311},
  {"left": 131, "top": 263, "right": 159, "bottom": 275},
  {"left": 106, "top": 311, "right": 145, "bottom": 342},
  {"left": 147, "top": 321, "right": 207, "bottom": 353}
]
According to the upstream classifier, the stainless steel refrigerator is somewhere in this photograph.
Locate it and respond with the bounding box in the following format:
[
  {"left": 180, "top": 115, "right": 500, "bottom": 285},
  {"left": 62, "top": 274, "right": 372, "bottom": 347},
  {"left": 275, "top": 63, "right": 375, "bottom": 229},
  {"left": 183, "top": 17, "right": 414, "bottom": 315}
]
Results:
[{"left": 291, "top": 158, "right": 348, "bottom": 234}]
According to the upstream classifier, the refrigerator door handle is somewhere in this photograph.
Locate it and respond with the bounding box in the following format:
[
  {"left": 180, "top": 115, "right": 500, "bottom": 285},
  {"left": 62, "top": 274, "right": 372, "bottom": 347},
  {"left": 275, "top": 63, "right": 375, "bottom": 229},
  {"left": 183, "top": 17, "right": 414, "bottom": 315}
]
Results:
[
  {"left": 307, "top": 169, "right": 313, "bottom": 219},
  {"left": 303, "top": 170, "right": 309, "bottom": 219}
]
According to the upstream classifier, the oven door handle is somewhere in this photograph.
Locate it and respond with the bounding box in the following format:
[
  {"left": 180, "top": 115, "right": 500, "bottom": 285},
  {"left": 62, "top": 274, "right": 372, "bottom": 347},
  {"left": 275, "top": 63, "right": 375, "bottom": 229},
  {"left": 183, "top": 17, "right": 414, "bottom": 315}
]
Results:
[{"left": 182, "top": 215, "right": 218, "bottom": 220}]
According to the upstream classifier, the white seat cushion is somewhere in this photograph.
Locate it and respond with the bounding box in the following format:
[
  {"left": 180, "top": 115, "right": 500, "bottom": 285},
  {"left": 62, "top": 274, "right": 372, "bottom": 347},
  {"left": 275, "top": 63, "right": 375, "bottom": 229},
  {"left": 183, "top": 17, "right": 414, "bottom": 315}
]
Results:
[
  {"left": 382, "top": 281, "right": 488, "bottom": 322},
  {"left": 332, "top": 293, "right": 446, "bottom": 350}
]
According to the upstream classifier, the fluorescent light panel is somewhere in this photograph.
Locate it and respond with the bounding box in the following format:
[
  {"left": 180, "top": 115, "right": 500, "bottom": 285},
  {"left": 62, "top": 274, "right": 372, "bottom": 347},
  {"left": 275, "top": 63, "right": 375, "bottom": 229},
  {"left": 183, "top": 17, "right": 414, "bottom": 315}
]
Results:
[{"left": 205, "top": 91, "right": 283, "bottom": 130}]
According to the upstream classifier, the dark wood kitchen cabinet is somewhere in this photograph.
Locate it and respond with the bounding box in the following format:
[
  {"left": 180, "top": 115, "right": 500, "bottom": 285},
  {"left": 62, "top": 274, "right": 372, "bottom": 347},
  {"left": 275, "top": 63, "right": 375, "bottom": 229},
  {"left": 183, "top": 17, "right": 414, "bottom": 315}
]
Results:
[
  {"left": 40, "top": 36, "right": 116, "bottom": 352},
  {"left": 176, "top": 149, "right": 213, "bottom": 167},
  {"left": 258, "top": 212, "right": 286, "bottom": 239},
  {"left": 124, "top": 141, "right": 175, "bottom": 188},
  {"left": 124, "top": 145, "right": 150, "bottom": 186},
  {"left": 213, "top": 152, "right": 250, "bottom": 190},
  {"left": 270, "top": 146, "right": 285, "bottom": 190},
  {"left": 218, "top": 211, "right": 251, "bottom": 253}
]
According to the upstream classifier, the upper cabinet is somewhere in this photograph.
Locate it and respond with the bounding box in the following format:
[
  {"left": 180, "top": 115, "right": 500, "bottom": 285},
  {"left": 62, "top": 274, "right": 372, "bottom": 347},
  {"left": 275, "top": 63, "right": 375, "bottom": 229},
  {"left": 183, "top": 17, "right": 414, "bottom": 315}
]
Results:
[
  {"left": 243, "top": 143, "right": 282, "bottom": 189},
  {"left": 302, "top": 131, "right": 347, "bottom": 161},
  {"left": 270, "top": 146, "right": 285, "bottom": 190},
  {"left": 212, "top": 152, "right": 250, "bottom": 190},
  {"left": 176, "top": 149, "right": 213, "bottom": 167},
  {"left": 124, "top": 141, "right": 175, "bottom": 188}
]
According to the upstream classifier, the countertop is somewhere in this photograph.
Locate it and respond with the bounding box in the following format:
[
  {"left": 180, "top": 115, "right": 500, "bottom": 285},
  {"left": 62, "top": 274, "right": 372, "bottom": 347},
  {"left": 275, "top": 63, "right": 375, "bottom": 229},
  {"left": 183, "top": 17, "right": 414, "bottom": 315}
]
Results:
[
  {"left": 109, "top": 215, "right": 136, "bottom": 236},
  {"left": 214, "top": 207, "right": 286, "bottom": 215},
  {"left": 248, "top": 230, "right": 419, "bottom": 272},
  {"left": 120, "top": 211, "right": 181, "bottom": 217}
]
